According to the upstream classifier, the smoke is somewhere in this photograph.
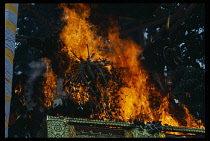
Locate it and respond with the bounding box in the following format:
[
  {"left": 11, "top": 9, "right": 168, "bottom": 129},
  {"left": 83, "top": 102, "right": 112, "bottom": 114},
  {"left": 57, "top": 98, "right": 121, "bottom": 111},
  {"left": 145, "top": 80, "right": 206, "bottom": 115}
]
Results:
[
  {"left": 53, "top": 77, "right": 69, "bottom": 108},
  {"left": 24, "top": 60, "right": 46, "bottom": 111}
]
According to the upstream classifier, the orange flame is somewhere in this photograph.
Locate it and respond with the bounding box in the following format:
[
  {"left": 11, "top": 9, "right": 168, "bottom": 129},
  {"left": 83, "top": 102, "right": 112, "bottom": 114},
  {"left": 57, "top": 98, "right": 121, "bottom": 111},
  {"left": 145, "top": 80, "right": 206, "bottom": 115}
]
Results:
[
  {"left": 15, "top": 82, "right": 22, "bottom": 95},
  {"left": 41, "top": 58, "right": 57, "bottom": 109},
  {"left": 59, "top": 3, "right": 104, "bottom": 63},
  {"left": 40, "top": 3, "right": 205, "bottom": 131}
]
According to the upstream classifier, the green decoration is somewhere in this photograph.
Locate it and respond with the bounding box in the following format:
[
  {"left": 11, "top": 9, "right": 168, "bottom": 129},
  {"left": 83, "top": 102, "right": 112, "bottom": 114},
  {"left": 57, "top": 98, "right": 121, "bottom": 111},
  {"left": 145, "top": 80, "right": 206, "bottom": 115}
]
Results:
[{"left": 41, "top": 115, "right": 204, "bottom": 138}]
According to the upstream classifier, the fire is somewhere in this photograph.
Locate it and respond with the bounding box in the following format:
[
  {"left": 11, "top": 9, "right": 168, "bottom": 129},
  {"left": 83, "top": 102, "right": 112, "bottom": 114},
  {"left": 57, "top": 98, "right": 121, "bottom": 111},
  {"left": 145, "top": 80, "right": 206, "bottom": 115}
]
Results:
[
  {"left": 182, "top": 105, "right": 205, "bottom": 129},
  {"left": 41, "top": 58, "right": 57, "bottom": 109},
  {"left": 15, "top": 82, "right": 22, "bottom": 95},
  {"left": 15, "top": 82, "right": 26, "bottom": 106},
  {"left": 158, "top": 94, "right": 180, "bottom": 127},
  {"left": 41, "top": 3, "right": 204, "bottom": 132},
  {"left": 59, "top": 3, "right": 104, "bottom": 63}
]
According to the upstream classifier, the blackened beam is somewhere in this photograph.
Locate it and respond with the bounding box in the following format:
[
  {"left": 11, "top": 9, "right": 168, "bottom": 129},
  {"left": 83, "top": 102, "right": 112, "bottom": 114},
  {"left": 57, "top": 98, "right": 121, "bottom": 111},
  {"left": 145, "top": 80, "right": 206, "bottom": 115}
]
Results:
[
  {"left": 169, "top": 3, "right": 197, "bottom": 35},
  {"left": 120, "top": 16, "right": 168, "bottom": 37},
  {"left": 153, "top": 4, "right": 194, "bottom": 41},
  {"left": 20, "top": 4, "right": 59, "bottom": 31},
  {"left": 120, "top": 3, "right": 188, "bottom": 38}
]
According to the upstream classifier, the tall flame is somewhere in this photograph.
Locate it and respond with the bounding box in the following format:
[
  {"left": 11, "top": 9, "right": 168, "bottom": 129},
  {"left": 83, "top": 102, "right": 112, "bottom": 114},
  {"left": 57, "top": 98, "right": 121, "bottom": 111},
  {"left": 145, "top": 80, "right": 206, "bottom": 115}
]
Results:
[
  {"left": 41, "top": 3, "right": 204, "bottom": 130},
  {"left": 42, "top": 58, "right": 57, "bottom": 109},
  {"left": 59, "top": 3, "right": 104, "bottom": 63}
]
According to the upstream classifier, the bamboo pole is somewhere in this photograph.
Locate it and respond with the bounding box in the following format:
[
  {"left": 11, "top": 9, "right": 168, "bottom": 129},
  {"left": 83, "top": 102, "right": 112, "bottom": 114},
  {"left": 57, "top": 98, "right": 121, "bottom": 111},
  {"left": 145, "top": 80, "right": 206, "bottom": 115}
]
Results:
[{"left": 5, "top": 3, "right": 19, "bottom": 138}]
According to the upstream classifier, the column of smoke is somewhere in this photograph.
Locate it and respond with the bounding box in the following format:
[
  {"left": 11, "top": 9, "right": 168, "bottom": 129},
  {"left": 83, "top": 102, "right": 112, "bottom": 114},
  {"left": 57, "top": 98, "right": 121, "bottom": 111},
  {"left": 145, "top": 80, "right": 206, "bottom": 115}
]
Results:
[{"left": 23, "top": 60, "right": 46, "bottom": 111}]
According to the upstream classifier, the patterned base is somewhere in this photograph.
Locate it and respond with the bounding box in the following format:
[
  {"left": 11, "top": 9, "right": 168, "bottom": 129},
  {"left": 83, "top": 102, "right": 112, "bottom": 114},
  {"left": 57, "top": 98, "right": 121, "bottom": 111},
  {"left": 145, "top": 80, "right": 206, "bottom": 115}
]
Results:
[{"left": 45, "top": 115, "right": 166, "bottom": 138}]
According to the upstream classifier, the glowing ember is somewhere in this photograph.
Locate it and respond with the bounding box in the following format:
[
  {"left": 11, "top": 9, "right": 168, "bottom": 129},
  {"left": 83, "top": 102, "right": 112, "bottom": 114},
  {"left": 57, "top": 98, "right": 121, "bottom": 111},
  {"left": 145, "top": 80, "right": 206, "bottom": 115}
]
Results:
[
  {"left": 15, "top": 82, "right": 22, "bottom": 95},
  {"left": 41, "top": 3, "right": 204, "bottom": 132}
]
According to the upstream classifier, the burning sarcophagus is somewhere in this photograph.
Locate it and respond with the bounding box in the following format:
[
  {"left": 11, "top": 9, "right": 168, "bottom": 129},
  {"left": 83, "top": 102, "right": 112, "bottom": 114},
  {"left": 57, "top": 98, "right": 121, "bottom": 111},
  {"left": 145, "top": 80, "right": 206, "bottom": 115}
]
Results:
[{"left": 37, "top": 115, "right": 204, "bottom": 138}]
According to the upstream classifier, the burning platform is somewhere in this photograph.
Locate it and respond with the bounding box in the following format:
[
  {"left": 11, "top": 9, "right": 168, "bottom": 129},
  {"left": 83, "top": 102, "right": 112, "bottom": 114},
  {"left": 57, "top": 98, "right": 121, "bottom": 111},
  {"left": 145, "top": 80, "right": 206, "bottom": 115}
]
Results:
[{"left": 37, "top": 115, "right": 204, "bottom": 138}]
